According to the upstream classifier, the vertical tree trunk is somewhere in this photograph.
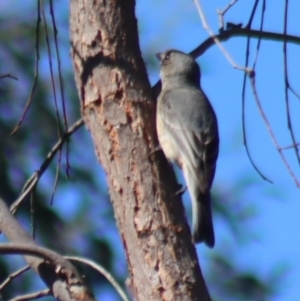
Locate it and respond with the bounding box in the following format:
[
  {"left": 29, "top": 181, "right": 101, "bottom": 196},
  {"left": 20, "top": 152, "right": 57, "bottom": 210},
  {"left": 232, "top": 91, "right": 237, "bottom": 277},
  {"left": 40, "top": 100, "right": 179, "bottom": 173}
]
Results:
[{"left": 70, "top": 0, "right": 211, "bottom": 300}]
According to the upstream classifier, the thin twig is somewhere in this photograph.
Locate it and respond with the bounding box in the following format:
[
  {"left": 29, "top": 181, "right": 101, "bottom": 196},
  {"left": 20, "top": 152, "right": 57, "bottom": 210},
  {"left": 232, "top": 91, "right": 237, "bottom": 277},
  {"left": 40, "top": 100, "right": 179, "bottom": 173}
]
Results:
[
  {"left": 283, "top": 0, "right": 300, "bottom": 166},
  {"left": 239, "top": 0, "right": 272, "bottom": 183},
  {"left": 66, "top": 256, "right": 130, "bottom": 301},
  {"left": 40, "top": 0, "right": 63, "bottom": 204},
  {"left": 193, "top": 0, "right": 252, "bottom": 73},
  {"left": 249, "top": 76, "right": 300, "bottom": 187},
  {"left": 241, "top": 78, "right": 272, "bottom": 183},
  {"left": 50, "top": 151, "right": 61, "bottom": 205},
  {"left": 10, "top": 119, "right": 84, "bottom": 214},
  {"left": 40, "top": 0, "right": 61, "bottom": 136},
  {"left": 246, "top": 0, "right": 260, "bottom": 28},
  {"left": 0, "top": 266, "right": 30, "bottom": 290},
  {"left": 280, "top": 141, "right": 300, "bottom": 151},
  {"left": 252, "top": 0, "right": 266, "bottom": 69},
  {"left": 289, "top": 85, "right": 300, "bottom": 100},
  {"left": 11, "top": 2, "right": 41, "bottom": 135},
  {"left": 0, "top": 73, "right": 18, "bottom": 80},
  {"left": 216, "top": 0, "right": 238, "bottom": 30},
  {"left": 49, "top": 0, "right": 68, "bottom": 134},
  {"left": 49, "top": 0, "right": 71, "bottom": 178},
  {"left": 8, "top": 289, "right": 50, "bottom": 301},
  {"left": 30, "top": 189, "right": 37, "bottom": 239}
]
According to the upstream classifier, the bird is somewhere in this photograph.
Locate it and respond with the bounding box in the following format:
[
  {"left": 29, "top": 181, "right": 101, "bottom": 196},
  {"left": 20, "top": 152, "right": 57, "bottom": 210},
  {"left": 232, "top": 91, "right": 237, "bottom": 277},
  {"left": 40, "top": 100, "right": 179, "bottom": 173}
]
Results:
[{"left": 156, "top": 49, "right": 219, "bottom": 247}]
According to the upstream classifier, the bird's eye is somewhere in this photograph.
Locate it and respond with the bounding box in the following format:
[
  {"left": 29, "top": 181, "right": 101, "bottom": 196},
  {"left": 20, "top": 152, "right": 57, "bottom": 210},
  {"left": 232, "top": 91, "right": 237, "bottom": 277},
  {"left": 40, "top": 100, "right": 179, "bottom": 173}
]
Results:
[{"left": 164, "top": 53, "right": 170, "bottom": 61}]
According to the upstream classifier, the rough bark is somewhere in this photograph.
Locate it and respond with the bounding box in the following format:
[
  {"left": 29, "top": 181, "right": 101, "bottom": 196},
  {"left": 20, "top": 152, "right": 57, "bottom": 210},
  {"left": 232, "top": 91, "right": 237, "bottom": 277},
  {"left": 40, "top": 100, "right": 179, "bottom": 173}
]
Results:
[{"left": 70, "top": 0, "right": 211, "bottom": 300}]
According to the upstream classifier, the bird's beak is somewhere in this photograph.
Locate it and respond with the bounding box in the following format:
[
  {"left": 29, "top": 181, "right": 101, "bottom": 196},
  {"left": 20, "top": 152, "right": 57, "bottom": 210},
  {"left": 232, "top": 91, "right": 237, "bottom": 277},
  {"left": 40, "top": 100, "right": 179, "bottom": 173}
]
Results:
[{"left": 155, "top": 52, "right": 162, "bottom": 61}]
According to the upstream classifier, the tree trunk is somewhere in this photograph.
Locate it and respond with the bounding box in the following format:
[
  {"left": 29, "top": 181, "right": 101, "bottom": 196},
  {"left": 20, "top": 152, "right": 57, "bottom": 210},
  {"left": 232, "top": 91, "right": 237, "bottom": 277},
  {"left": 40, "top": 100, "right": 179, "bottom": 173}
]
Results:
[{"left": 70, "top": 0, "right": 211, "bottom": 300}]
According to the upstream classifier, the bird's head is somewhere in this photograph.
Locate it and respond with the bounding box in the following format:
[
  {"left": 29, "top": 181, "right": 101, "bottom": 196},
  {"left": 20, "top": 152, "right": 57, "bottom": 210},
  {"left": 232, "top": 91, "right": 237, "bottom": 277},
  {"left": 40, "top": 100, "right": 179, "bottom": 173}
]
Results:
[{"left": 156, "top": 50, "right": 200, "bottom": 85}]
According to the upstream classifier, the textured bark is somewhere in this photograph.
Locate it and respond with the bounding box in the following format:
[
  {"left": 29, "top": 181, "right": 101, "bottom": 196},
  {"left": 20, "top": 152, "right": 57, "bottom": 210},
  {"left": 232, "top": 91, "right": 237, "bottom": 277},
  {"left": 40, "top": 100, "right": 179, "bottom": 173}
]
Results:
[{"left": 70, "top": 0, "right": 211, "bottom": 300}]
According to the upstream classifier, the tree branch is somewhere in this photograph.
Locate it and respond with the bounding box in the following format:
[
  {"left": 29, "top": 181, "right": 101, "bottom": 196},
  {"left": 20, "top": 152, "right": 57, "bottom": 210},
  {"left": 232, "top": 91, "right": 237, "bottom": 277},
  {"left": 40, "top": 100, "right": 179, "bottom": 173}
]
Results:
[
  {"left": 0, "top": 198, "right": 96, "bottom": 301},
  {"left": 249, "top": 76, "right": 300, "bottom": 187},
  {"left": 66, "top": 256, "right": 130, "bottom": 301},
  {"left": 191, "top": 27, "right": 300, "bottom": 63},
  {"left": 11, "top": 2, "right": 41, "bottom": 135},
  {"left": 193, "top": 0, "right": 249, "bottom": 71},
  {"left": 0, "top": 266, "right": 30, "bottom": 291},
  {"left": 8, "top": 289, "right": 50, "bottom": 301},
  {"left": 10, "top": 118, "right": 84, "bottom": 214},
  {"left": 0, "top": 73, "right": 18, "bottom": 80}
]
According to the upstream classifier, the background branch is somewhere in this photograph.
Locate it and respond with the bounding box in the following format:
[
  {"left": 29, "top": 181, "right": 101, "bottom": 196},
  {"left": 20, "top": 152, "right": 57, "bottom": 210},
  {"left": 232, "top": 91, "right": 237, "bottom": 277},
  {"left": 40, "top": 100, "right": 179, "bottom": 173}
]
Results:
[
  {"left": 66, "top": 256, "right": 130, "bottom": 301},
  {"left": 10, "top": 118, "right": 84, "bottom": 214},
  {"left": 8, "top": 289, "right": 50, "bottom": 301},
  {"left": 0, "top": 198, "right": 95, "bottom": 301}
]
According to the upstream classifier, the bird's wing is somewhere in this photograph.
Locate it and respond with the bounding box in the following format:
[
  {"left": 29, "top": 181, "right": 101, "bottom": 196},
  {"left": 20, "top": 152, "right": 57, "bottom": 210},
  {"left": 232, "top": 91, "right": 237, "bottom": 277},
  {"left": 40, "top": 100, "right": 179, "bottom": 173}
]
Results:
[{"left": 159, "top": 88, "right": 219, "bottom": 191}]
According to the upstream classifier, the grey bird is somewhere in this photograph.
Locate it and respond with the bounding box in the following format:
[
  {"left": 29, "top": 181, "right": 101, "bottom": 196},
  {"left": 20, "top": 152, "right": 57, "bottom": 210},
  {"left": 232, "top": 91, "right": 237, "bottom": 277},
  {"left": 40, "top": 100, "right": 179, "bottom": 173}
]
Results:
[{"left": 156, "top": 50, "right": 219, "bottom": 247}]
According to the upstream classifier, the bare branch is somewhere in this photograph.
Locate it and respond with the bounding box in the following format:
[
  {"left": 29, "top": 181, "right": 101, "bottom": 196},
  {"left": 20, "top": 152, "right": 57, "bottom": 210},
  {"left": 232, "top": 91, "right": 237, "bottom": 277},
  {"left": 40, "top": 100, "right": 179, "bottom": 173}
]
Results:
[
  {"left": 10, "top": 119, "right": 84, "bottom": 214},
  {"left": 46, "top": 0, "right": 72, "bottom": 188},
  {"left": 249, "top": 76, "right": 300, "bottom": 187},
  {"left": 252, "top": 0, "right": 266, "bottom": 69},
  {"left": 193, "top": 0, "right": 252, "bottom": 73},
  {"left": 8, "top": 289, "right": 50, "bottom": 301},
  {"left": 66, "top": 256, "right": 130, "bottom": 301},
  {"left": 0, "top": 73, "right": 18, "bottom": 80},
  {"left": 0, "top": 266, "right": 30, "bottom": 290},
  {"left": 40, "top": 0, "right": 64, "bottom": 205},
  {"left": 216, "top": 0, "right": 239, "bottom": 30},
  {"left": 50, "top": 152, "right": 61, "bottom": 205},
  {"left": 246, "top": 0, "right": 260, "bottom": 28},
  {"left": 289, "top": 85, "right": 300, "bottom": 100},
  {"left": 242, "top": 0, "right": 273, "bottom": 183},
  {"left": 283, "top": 0, "right": 300, "bottom": 166},
  {"left": 280, "top": 142, "right": 300, "bottom": 151},
  {"left": 190, "top": 28, "right": 300, "bottom": 59},
  {"left": 239, "top": 0, "right": 272, "bottom": 183},
  {"left": 11, "top": 2, "right": 41, "bottom": 135},
  {"left": 49, "top": 0, "right": 68, "bottom": 133},
  {"left": 0, "top": 197, "right": 96, "bottom": 301},
  {"left": 40, "top": 0, "right": 61, "bottom": 137},
  {"left": 49, "top": 0, "right": 71, "bottom": 179}
]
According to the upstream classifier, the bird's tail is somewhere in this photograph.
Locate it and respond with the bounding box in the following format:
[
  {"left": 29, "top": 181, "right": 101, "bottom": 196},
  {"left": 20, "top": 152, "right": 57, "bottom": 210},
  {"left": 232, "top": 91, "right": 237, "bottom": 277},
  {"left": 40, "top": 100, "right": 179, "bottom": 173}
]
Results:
[
  {"left": 192, "top": 191, "right": 215, "bottom": 248},
  {"left": 183, "top": 166, "right": 215, "bottom": 247}
]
